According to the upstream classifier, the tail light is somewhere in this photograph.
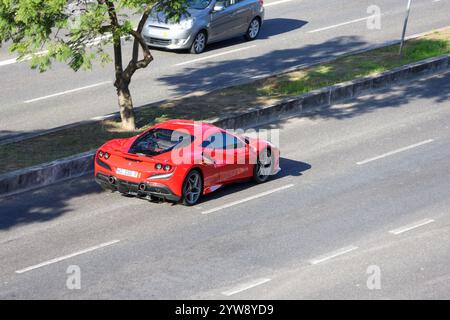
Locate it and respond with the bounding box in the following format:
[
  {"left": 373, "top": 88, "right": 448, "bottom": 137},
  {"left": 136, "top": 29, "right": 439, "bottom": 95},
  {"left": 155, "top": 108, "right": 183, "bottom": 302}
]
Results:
[
  {"left": 98, "top": 150, "right": 110, "bottom": 159},
  {"left": 155, "top": 163, "right": 173, "bottom": 171}
]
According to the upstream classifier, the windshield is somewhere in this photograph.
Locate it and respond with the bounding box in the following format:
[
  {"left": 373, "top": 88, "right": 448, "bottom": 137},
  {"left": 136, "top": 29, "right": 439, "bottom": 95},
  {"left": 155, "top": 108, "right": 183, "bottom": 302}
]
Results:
[
  {"left": 129, "top": 129, "right": 194, "bottom": 156},
  {"left": 187, "top": 0, "right": 212, "bottom": 9}
]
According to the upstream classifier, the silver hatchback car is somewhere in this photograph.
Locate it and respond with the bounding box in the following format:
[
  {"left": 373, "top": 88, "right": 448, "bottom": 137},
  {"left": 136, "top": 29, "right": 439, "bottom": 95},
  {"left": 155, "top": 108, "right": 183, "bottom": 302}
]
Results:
[{"left": 142, "top": 0, "right": 265, "bottom": 54}]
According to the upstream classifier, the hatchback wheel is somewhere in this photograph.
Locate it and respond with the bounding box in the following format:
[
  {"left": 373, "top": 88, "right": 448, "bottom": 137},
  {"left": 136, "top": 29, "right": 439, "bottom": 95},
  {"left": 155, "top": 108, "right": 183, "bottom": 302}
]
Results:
[
  {"left": 181, "top": 170, "right": 203, "bottom": 206},
  {"left": 245, "top": 18, "right": 261, "bottom": 41},
  {"left": 190, "top": 31, "right": 207, "bottom": 54},
  {"left": 253, "top": 148, "right": 273, "bottom": 183}
]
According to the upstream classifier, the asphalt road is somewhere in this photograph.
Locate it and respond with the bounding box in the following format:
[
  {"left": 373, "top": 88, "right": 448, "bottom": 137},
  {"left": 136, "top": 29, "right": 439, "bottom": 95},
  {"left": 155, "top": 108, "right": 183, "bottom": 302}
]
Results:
[
  {"left": 0, "top": 0, "right": 449, "bottom": 140},
  {"left": 0, "top": 71, "right": 449, "bottom": 299}
]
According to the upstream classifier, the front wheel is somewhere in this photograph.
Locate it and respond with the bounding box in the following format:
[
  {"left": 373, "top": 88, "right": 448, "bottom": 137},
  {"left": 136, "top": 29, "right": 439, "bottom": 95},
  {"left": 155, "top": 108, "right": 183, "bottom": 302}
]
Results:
[
  {"left": 190, "top": 31, "right": 207, "bottom": 54},
  {"left": 181, "top": 170, "right": 203, "bottom": 206},
  {"left": 245, "top": 18, "right": 261, "bottom": 41},
  {"left": 253, "top": 148, "right": 273, "bottom": 183}
]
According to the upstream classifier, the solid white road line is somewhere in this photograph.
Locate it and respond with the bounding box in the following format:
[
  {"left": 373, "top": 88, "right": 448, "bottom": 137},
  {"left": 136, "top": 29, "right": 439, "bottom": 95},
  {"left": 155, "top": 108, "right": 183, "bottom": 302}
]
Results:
[
  {"left": 0, "top": 57, "right": 22, "bottom": 67},
  {"left": 308, "top": 16, "right": 378, "bottom": 33},
  {"left": 175, "top": 45, "right": 257, "bottom": 67},
  {"left": 15, "top": 240, "right": 120, "bottom": 274},
  {"left": 24, "top": 81, "right": 111, "bottom": 104},
  {"left": 356, "top": 139, "right": 435, "bottom": 165},
  {"left": 0, "top": 50, "right": 49, "bottom": 67},
  {"left": 0, "top": 35, "right": 116, "bottom": 68},
  {"left": 308, "top": 245, "right": 358, "bottom": 265},
  {"left": 389, "top": 218, "right": 435, "bottom": 235},
  {"left": 265, "top": 0, "right": 293, "bottom": 7},
  {"left": 201, "top": 184, "right": 295, "bottom": 214},
  {"left": 222, "top": 278, "right": 272, "bottom": 296}
]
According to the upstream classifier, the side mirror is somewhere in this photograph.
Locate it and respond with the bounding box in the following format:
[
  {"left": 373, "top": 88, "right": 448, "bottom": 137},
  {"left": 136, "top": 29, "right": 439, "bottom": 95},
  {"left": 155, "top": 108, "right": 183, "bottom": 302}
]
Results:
[{"left": 213, "top": 4, "right": 225, "bottom": 12}]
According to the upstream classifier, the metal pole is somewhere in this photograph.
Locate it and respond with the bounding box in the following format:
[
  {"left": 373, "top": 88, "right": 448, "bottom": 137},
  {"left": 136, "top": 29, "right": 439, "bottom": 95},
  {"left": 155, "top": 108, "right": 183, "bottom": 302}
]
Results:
[{"left": 399, "top": 0, "right": 412, "bottom": 55}]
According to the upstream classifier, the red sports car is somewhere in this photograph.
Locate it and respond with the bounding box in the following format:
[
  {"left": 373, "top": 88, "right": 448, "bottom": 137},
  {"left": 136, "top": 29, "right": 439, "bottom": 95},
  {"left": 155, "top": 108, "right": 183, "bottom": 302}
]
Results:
[{"left": 94, "top": 120, "right": 280, "bottom": 206}]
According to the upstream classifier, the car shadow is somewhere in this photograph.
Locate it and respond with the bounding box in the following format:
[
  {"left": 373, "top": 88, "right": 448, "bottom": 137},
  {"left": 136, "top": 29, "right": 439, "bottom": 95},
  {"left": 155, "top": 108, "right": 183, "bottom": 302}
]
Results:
[
  {"left": 204, "top": 18, "right": 309, "bottom": 53},
  {"left": 258, "top": 18, "right": 309, "bottom": 39},
  {"left": 198, "top": 157, "right": 311, "bottom": 204}
]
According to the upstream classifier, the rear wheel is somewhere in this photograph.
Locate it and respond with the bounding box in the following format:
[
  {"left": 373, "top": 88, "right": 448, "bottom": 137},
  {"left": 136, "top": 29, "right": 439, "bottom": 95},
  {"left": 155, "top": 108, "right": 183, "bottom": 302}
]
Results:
[
  {"left": 253, "top": 148, "right": 273, "bottom": 183},
  {"left": 245, "top": 18, "right": 261, "bottom": 41},
  {"left": 181, "top": 170, "right": 203, "bottom": 206},
  {"left": 190, "top": 31, "right": 207, "bottom": 54}
]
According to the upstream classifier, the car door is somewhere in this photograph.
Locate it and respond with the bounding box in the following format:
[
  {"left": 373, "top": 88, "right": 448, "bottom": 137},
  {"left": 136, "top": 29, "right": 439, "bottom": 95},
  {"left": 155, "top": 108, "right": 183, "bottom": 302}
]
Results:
[
  {"left": 232, "top": 0, "right": 254, "bottom": 34},
  {"left": 208, "top": 0, "right": 236, "bottom": 42},
  {"left": 201, "top": 132, "right": 250, "bottom": 184},
  {"left": 220, "top": 132, "right": 251, "bottom": 182}
]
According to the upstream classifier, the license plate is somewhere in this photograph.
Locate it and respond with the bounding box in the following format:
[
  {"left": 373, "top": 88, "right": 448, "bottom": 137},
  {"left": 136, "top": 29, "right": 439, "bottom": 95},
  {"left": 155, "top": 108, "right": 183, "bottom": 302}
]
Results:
[
  {"left": 152, "top": 29, "right": 168, "bottom": 37},
  {"left": 116, "top": 168, "right": 139, "bottom": 178}
]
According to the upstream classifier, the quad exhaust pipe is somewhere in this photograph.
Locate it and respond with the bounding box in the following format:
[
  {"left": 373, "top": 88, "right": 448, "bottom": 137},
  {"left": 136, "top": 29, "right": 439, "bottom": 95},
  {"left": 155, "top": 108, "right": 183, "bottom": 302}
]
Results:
[{"left": 107, "top": 176, "right": 145, "bottom": 192}]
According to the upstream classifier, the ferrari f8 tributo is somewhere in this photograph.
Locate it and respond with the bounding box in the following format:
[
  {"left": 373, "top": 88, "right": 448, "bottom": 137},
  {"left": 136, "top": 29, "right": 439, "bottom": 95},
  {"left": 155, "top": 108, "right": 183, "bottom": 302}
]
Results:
[{"left": 94, "top": 120, "right": 280, "bottom": 206}]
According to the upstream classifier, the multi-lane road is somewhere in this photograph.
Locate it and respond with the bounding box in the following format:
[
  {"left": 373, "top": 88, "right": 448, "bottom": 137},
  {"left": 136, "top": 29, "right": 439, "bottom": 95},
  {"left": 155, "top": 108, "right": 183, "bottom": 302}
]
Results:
[
  {"left": 0, "top": 71, "right": 449, "bottom": 299},
  {"left": 0, "top": 0, "right": 449, "bottom": 140}
]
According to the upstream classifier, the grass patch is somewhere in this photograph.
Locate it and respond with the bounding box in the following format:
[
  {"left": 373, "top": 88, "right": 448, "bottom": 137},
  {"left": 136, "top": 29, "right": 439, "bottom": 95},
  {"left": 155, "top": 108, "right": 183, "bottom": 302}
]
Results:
[{"left": 1, "top": 28, "right": 449, "bottom": 174}]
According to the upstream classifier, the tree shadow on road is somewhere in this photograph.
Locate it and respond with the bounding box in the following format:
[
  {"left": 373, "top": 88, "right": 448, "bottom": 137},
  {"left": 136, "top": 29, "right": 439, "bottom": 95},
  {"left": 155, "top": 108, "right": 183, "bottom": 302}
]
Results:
[
  {"left": 0, "top": 176, "right": 102, "bottom": 231},
  {"left": 296, "top": 70, "right": 450, "bottom": 122},
  {"left": 157, "top": 35, "right": 368, "bottom": 95}
]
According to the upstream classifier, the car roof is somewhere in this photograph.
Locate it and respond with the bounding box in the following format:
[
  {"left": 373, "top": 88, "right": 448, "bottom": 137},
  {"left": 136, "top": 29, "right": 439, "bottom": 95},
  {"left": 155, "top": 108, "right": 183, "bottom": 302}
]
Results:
[{"left": 153, "top": 119, "right": 223, "bottom": 137}]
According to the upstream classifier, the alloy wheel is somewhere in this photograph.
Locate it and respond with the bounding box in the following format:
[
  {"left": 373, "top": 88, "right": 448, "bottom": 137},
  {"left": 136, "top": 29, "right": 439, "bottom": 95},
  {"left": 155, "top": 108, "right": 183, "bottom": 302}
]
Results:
[
  {"left": 253, "top": 148, "right": 273, "bottom": 183},
  {"left": 183, "top": 171, "right": 202, "bottom": 205},
  {"left": 192, "top": 32, "right": 206, "bottom": 54},
  {"left": 247, "top": 19, "right": 260, "bottom": 40}
]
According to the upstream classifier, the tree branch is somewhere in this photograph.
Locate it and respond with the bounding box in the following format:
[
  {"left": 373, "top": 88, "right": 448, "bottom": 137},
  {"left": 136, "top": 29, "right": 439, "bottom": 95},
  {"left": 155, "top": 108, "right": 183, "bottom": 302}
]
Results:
[{"left": 122, "top": 9, "right": 154, "bottom": 82}]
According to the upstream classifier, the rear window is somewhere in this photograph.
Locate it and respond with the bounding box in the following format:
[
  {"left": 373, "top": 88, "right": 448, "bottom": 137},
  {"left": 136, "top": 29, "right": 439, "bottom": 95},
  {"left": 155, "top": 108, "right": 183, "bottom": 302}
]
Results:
[{"left": 129, "top": 128, "right": 194, "bottom": 156}]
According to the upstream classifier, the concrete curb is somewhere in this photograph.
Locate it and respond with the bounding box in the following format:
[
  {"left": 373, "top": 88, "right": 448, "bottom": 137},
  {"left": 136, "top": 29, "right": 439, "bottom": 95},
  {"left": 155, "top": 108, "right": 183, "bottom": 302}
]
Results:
[
  {"left": 1, "top": 54, "right": 449, "bottom": 198},
  {"left": 0, "top": 151, "right": 95, "bottom": 197},
  {"left": 213, "top": 54, "right": 450, "bottom": 129}
]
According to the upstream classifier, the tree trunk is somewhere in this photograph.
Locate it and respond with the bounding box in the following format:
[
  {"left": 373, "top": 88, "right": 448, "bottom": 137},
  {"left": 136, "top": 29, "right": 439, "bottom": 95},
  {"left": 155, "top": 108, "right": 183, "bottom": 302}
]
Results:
[
  {"left": 117, "top": 83, "right": 136, "bottom": 131},
  {"left": 105, "top": 1, "right": 152, "bottom": 131}
]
